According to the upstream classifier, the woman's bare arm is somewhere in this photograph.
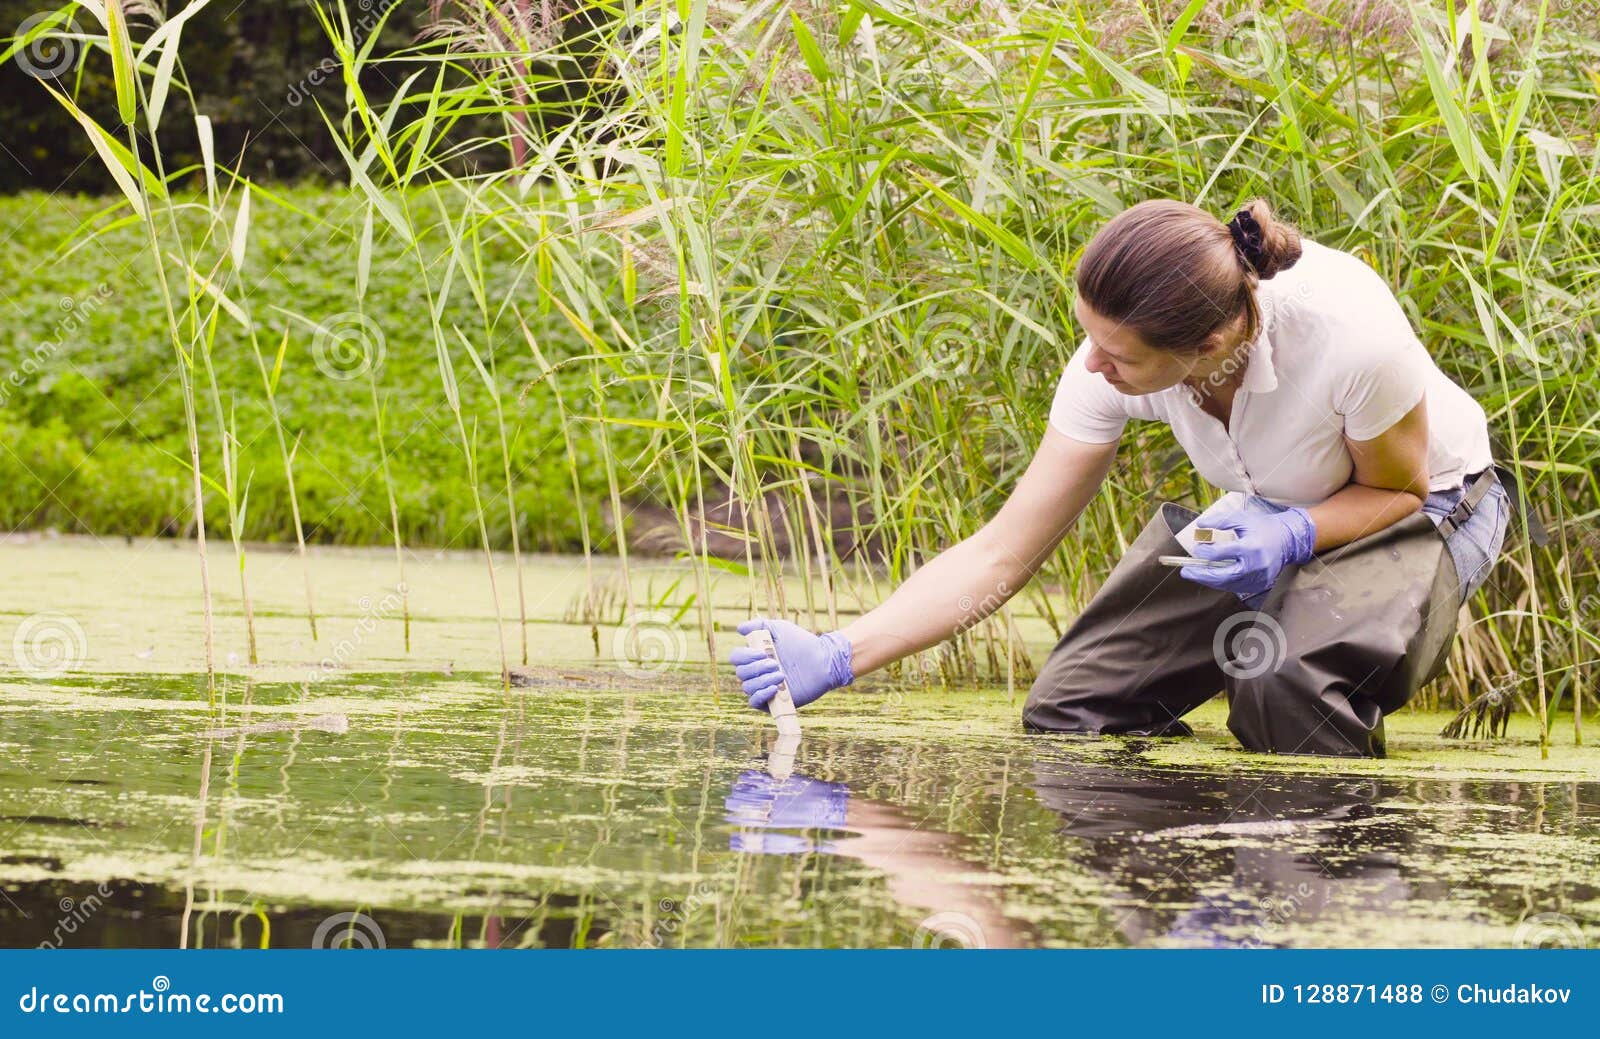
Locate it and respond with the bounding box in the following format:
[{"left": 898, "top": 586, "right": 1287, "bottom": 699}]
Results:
[
  {"left": 1305, "top": 397, "right": 1430, "bottom": 551},
  {"left": 839, "top": 429, "right": 1118, "bottom": 676}
]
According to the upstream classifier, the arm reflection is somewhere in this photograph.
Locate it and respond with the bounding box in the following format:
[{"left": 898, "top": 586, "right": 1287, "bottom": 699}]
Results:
[{"left": 723, "top": 767, "right": 1028, "bottom": 947}]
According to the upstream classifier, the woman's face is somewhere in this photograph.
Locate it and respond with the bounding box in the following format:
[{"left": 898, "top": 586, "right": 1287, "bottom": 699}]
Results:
[{"left": 1074, "top": 298, "right": 1204, "bottom": 396}]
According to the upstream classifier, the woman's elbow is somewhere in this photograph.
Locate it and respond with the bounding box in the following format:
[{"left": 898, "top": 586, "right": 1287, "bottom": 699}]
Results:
[{"left": 973, "top": 530, "right": 1037, "bottom": 597}]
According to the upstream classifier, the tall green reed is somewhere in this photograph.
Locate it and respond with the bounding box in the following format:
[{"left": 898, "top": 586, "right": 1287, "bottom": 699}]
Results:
[
  {"left": 28, "top": 0, "right": 229, "bottom": 688},
  {"left": 345, "top": 0, "right": 1592, "bottom": 746},
  {"left": 21, "top": 0, "right": 1595, "bottom": 752}
]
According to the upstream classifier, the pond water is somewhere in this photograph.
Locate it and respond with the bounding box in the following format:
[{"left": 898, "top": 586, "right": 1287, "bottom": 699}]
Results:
[{"left": 0, "top": 537, "right": 1596, "bottom": 948}]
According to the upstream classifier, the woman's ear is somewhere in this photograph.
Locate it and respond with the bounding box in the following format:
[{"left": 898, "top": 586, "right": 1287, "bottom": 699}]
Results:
[
  {"left": 1193, "top": 329, "right": 1230, "bottom": 360},
  {"left": 1196, "top": 313, "right": 1249, "bottom": 358}
]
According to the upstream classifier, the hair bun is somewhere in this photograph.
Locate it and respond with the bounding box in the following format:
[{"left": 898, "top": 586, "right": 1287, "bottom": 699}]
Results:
[{"left": 1227, "top": 199, "right": 1302, "bottom": 279}]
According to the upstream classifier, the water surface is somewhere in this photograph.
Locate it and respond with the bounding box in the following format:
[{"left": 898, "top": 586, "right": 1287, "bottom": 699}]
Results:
[
  {"left": 1, "top": 671, "right": 1596, "bottom": 948},
  {"left": 0, "top": 538, "right": 1595, "bottom": 948}
]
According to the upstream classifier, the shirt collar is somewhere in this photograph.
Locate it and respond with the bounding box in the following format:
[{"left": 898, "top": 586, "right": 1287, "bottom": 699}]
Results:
[{"left": 1173, "top": 321, "right": 1277, "bottom": 406}]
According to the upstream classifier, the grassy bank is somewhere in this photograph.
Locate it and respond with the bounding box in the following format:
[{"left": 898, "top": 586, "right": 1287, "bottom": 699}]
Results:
[{"left": 0, "top": 187, "right": 631, "bottom": 551}]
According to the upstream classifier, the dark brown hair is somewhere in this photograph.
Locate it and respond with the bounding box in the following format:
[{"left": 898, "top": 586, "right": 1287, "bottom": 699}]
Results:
[{"left": 1074, "top": 197, "right": 1303, "bottom": 352}]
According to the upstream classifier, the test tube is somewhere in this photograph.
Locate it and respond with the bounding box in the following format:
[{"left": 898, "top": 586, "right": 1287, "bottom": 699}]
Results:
[{"left": 745, "top": 628, "right": 802, "bottom": 740}]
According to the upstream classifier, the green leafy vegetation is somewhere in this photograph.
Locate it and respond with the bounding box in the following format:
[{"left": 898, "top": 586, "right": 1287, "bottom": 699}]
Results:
[
  {"left": 0, "top": 187, "right": 623, "bottom": 551},
  {"left": 2, "top": 0, "right": 1596, "bottom": 744}
]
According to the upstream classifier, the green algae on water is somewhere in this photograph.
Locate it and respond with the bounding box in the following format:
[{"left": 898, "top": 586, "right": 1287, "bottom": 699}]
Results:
[{"left": 1, "top": 667, "right": 1595, "bottom": 949}]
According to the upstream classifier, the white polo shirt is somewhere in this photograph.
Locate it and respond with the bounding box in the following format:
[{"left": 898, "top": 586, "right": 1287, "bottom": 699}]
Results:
[{"left": 1047, "top": 239, "right": 1494, "bottom": 507}]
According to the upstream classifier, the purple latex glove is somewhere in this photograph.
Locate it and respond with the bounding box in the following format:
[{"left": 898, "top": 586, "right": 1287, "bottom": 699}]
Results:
[
  {"left": 727, "top": 617, "right": 854, "bottom": 712},
  {"left": 1179, "top": 501, "right": 1317, "bottom": 599},
  {"left": 724, "top": 770, "right": 851, "bottom": 854}
]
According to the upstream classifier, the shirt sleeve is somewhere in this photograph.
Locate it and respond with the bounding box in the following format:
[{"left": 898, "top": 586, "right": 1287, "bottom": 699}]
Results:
[
  {"left": 1047, "top": 336, "right": 1129, "bottom": 444},
  {"left": 1338, "top": 334, "right": 1429, "bottom": 441}
]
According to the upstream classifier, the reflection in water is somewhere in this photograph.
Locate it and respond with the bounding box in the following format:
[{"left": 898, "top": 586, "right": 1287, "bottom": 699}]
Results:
[
  {"left": 1, "top": 669, "right": 1595, "bottom": 949},
  {"left": 723, "top": 766, "right": 1030, "bottom": 948},
  {"left": 1029, "top": 751, "right": 1412, "bottom": 947},
  {"left": 1, "top": 878, "right": 612, "bottom": 949},
  {"left": 719, "top": 750, "right": 1429, "bottom": 949},
  {"left": 724, "top": 771, "right": 850, "bottom": 855}
]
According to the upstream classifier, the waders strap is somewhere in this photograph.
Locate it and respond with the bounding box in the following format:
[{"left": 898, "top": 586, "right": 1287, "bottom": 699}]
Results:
[
  {"left": 1491, "top": 463, "right": 1551, "bottom": 547},
  {"left": 1485, "top": 432, "right": 1552, "bottom": 547},
  {"left": 1436, "top": 467, "right": 1497, "bottom": 540}
]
